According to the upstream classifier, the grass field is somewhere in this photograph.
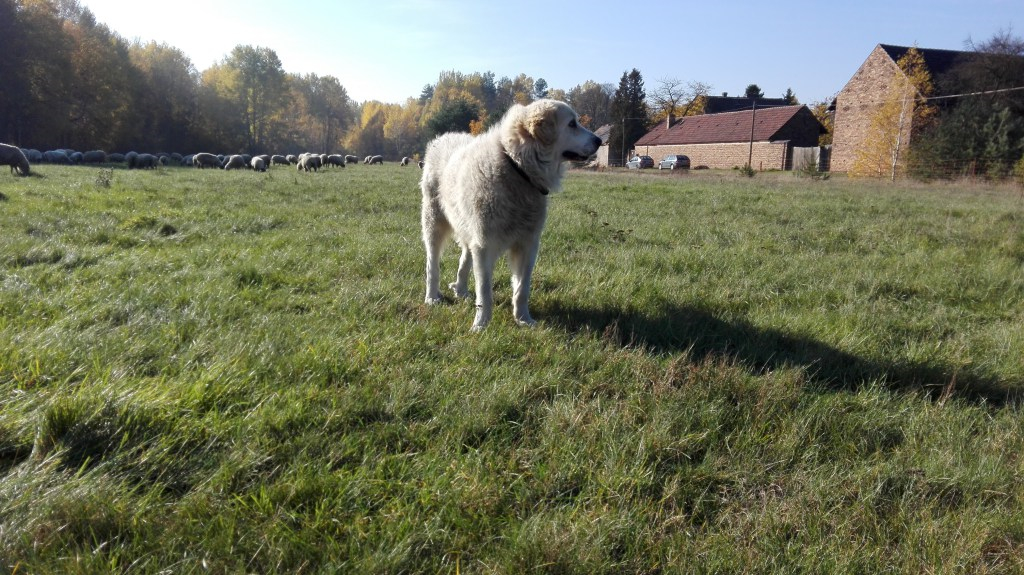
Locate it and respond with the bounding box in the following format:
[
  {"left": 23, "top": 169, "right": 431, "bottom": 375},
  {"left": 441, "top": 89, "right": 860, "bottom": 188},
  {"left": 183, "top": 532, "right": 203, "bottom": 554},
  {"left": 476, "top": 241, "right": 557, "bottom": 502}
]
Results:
[{"left": 1, "top": 162, "right": 1023, "bottom": 573}]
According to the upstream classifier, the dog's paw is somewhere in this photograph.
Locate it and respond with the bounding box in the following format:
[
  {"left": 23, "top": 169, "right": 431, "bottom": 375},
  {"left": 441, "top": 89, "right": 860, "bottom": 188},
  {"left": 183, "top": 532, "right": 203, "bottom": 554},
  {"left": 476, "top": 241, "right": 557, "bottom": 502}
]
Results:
[
  {"left": 448, "top": 283, "right": 471, "bottom": 299},
  {"left": 424, "top": 296, "right": 445, "bottom": 305},
  {"left": 515, "top": 317, "right": 537, "bottom": 328}
]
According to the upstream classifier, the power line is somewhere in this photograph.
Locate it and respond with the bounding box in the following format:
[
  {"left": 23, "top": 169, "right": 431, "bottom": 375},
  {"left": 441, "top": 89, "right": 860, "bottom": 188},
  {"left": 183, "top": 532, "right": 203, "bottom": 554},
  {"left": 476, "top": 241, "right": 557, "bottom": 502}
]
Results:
[
  {"left": 924, "top": 85, "right": 1024, "bottom": 101},
  {"left": 830, "top": 85, "right": 1024, "bottom": 108}
]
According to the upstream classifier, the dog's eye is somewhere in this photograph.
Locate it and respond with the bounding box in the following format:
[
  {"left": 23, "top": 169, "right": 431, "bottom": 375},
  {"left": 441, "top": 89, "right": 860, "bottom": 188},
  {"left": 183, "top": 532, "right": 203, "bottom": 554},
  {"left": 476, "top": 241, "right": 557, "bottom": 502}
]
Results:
[{"left": 568, "top": 119, "right": 578, "bottom": 129}]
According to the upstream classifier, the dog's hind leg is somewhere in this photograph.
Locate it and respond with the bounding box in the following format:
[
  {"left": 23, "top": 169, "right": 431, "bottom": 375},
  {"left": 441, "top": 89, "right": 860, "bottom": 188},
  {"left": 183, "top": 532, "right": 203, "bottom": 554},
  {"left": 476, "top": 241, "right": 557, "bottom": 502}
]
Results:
[
  {"left": 449, "top": 246, "right": 472, "bottom": 299},
  {"left": 423, "top": 224, "right": 448, "bottom": 305},
  {"left": 508, "top": 241, "right": 540, "bottom": 327}
]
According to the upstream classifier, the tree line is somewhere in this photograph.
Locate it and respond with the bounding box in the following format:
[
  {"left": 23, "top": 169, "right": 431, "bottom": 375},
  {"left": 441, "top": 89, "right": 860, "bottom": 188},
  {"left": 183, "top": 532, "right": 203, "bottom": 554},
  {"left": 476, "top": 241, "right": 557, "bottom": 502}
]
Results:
[
  {"left": 0, "top": 0, "right": 353, "bottom": 156},
  {"left": 0, "top": 0, "right": 621, "bottom": 159},
  {"left": 0, "top": 0, "right": 770, "bottom": 162}
]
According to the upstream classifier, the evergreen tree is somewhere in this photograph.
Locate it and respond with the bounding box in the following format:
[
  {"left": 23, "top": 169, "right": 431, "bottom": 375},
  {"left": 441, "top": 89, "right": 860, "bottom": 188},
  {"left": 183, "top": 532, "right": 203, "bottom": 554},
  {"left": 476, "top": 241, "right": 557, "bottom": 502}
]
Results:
[
  {"left": 609, "top": 69, "right": 648, "bottom": 165},
  {"left": 533, "top": 78, "right": 549, "bottom": 100},
  {"left": 425, "top": 98, "right": 480, "bottom": 138}
]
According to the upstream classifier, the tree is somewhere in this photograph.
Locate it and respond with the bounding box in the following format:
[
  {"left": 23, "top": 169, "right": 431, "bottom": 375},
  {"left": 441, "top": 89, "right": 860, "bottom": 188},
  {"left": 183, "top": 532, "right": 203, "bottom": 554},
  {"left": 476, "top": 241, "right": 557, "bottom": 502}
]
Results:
[
  {"left": 0, "top": 0, "right": 75, "bottom": 146},
  {"left": 346, "top": 101, "right": 388, "bottom": 155},
  {"left": 851, "top": 47, "right": 935, "bottom": 180},
  {"left": 418, "top": 84, "right": 434, "bottom": 105},
  {"left": 224, "top": 45, "right": 287, "bottom": 154},
  {"left": 744, "top": 84, "right": 764, "bottom": 99},
  {"left": 567, "top": 80, "right": 613, "bottom": 128},
  {"left": 197, "top": 63, "right": 247, "bottom": 151},
  {"left": 533, "top": 78, "right": 549, "bottom": 100},
  {"left": 909, "top": 29, "right": 1024, "bottom": 179},
  {"left": 129, "top": 41, "right": 199, "bottom": 152},
  {"left": 809, "top": 98, "right": 834, "bottom": 146},
  {"left": 384, "top": 98, "right": 422, "bottom": 157},
  {"left": 609, "top": 69, "right": 648, "bottom": 165},
  {"left": 782, "top": 88, "right": 798, "bottom": 104},
  {"left": 289, "top": 73, "right": 350, "bottom": 153},
  {"left": 650, "top": 78, "right": 712, "bottom": 123},
  {"left": 425, "top": 97, "right": 480, "bottom": 138}
]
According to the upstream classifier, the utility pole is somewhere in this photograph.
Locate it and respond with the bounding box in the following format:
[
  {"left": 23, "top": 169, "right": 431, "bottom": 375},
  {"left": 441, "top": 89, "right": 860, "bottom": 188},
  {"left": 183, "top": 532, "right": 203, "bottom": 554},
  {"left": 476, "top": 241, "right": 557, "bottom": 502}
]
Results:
[
  {"left": 747, "top": 100, "right": 756, "bottom": 169},
  {"left": 621, "top": 117, "right": 645, "bottom": 167}
]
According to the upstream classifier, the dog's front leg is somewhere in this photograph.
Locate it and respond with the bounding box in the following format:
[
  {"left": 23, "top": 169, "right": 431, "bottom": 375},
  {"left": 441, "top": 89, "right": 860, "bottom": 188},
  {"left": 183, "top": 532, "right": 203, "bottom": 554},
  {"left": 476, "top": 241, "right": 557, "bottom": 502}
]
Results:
[
  {"left": 470, "top": 247, "right": 497, "bottom": 331},
  {"left": 509, "top": 241, "right": 539, "bottom": 327}
]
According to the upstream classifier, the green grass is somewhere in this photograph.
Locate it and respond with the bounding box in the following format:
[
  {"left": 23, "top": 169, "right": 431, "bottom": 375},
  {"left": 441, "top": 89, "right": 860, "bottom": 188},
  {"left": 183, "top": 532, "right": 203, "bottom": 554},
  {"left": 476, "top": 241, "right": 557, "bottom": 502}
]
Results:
[{"left": 1, "top": 163, "right": 1023, "bottom": 573}]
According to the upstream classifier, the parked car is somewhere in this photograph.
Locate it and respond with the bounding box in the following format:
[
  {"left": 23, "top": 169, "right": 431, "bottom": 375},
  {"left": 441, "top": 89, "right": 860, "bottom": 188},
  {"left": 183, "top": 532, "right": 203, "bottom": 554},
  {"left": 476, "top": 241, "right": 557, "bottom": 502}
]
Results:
[
  {"left": 626, "top": 155, "right": 654, "bottom": 169},
  {"left": 658, "top": 154, "right": 691, "bottom": 170}
]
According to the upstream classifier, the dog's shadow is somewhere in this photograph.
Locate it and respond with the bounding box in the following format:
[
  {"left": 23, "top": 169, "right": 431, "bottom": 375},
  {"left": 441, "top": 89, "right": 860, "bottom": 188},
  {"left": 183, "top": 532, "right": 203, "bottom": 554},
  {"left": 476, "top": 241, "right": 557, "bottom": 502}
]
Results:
[{"left": 542, "top": 300, "right": 1018, "bottom": 405}]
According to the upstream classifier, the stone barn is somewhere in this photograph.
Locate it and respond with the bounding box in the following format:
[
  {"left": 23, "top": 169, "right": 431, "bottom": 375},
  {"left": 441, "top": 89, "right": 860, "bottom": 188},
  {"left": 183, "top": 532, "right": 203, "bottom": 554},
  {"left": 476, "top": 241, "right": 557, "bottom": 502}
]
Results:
[
  {"left": 830, "top": 44, "right": 970, "bottom": 173},
  {"left": 631, "top": 105, "right": 825, "bottom": 171}
]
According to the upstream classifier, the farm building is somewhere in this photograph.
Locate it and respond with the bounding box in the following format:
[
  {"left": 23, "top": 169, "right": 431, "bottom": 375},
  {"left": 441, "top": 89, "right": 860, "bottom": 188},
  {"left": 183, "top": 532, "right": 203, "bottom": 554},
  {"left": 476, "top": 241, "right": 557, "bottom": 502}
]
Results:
[
  {"left": 701, "top": 95, "right": 792, "bottom": 114},
  {"left": 592, "top": 124, "right": 613, "bottom": 167},
  {"left": 830, "top": 43, "right": 972, "bottom": 173},
  {"left": 629, "top": 105, "right": 825, "bottom": 171}
]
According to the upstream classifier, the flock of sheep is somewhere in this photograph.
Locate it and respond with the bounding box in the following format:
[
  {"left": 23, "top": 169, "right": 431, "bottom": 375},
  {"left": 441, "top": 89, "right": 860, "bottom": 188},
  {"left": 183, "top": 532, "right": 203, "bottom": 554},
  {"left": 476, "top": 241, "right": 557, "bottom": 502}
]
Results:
[{"left": 1, "top": 142, "right": 421, "bottom": 177}]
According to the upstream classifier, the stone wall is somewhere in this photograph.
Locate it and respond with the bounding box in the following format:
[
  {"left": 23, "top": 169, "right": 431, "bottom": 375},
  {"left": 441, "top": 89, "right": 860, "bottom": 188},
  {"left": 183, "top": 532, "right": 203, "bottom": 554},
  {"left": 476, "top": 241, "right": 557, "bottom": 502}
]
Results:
[
  {"left": 831, "top": 45, "right": 899, "bottom": 173},
  {"left": 633, "top": 141, "right": 790, "bottom": 170}
]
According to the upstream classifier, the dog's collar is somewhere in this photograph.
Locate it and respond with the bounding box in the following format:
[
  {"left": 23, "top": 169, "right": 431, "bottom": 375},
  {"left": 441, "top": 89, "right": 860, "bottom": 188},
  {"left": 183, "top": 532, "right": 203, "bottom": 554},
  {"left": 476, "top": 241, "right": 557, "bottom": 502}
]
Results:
[{"left": 503, "top": 152, "right": 548, "bottom": 195}]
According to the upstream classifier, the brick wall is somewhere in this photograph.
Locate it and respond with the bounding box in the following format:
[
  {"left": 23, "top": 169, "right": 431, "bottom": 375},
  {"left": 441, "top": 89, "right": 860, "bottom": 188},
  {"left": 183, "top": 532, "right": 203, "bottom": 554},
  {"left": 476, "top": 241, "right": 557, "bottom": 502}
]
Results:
[
  {"left": 832, "top": 45, "right": 901, "bottom": 173},
  {"left": 634, "top": 141, "right": 789, "bottom": 170}
]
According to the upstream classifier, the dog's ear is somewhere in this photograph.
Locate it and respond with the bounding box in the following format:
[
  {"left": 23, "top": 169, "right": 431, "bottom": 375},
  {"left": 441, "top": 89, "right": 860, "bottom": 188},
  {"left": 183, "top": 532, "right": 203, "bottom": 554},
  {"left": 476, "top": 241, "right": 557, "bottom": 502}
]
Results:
[{"left": 525, "top": 102, "right": 559, "bottom": 146}]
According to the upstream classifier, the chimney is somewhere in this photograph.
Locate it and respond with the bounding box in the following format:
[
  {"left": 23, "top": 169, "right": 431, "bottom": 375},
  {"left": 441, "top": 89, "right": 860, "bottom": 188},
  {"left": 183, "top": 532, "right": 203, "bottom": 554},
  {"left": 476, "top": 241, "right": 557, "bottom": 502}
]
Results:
[
  {"left": 666, "top": 113, "right": 675, "bottom": 129},
  {"left": 722, "top": 92, "right": 728, "bottom": 97}
]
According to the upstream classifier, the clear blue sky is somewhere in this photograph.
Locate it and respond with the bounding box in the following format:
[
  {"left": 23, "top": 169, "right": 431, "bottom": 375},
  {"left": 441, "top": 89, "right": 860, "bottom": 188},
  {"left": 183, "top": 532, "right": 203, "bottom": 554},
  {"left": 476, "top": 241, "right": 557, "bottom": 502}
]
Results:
[{"left": 82, "top": 0, "right": 1021, "bottom": 105}]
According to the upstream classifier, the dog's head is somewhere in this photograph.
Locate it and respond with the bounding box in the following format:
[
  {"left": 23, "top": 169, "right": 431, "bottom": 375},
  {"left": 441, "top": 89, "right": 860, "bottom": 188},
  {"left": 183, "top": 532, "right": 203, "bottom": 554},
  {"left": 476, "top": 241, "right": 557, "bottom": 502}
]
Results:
[{"left": 504, "top": 99, "right": 603, "bottom": 163}]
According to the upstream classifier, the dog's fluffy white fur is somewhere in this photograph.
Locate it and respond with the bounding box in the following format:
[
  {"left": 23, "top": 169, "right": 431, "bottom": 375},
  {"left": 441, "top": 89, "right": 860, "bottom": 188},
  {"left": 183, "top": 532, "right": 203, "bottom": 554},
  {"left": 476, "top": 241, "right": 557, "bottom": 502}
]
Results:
[{"left": 420, "top": 99, "right": 602, "bottom": 330}]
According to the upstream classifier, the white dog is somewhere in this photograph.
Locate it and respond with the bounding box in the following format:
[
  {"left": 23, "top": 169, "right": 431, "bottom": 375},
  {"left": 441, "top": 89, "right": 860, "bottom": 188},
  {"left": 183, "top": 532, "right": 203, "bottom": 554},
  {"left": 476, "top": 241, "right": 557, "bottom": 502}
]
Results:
[{"left": 420, "top": 99, "right": 602, "bottom": 331}]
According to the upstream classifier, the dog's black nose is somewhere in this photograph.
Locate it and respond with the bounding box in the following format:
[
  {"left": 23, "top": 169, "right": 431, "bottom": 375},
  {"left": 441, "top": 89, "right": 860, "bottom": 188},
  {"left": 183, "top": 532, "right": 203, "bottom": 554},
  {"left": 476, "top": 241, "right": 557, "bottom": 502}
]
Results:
[{"left": 591, "top": 135, "right": 602, "bottom": 148}]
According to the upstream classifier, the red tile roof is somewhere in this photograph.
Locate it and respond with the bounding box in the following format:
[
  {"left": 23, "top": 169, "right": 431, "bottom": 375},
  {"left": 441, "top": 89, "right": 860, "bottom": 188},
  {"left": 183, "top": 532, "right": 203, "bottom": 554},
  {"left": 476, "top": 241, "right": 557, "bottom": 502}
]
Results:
[{"left": 635, "top": 105, "right": 808, "bottom": 146}]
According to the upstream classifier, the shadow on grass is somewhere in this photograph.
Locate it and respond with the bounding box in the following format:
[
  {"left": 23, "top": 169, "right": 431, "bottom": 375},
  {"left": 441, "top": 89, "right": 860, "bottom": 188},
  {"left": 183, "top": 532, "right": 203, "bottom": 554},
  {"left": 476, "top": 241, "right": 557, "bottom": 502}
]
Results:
[{"left": 544, "top": 300, "right": 1019, "bottom": 406}]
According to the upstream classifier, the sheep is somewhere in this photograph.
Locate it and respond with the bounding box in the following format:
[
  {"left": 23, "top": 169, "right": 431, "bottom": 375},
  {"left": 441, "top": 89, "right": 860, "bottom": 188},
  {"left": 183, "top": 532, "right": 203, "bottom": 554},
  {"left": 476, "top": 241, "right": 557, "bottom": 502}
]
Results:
[
  {"left": 193, "top": 152, "right": 221, "bottom": 169},
  {"left": 44, "top": 150, "right": 71, "bottom": 164},
  {"left": 345, "top": 154, "right": 359, "bottom": 165},
  {"left": 400, "top": 156, "right": 410, "bottom": 166},
  {"left": 271, "top": 154, "right": 289, "bottom": 166},
  {"left": 69, "top": 151, "right": 83, "bottom": 163},
  {"left": 22, "top": 148, "right": 43, "bottom": 163},
  {"left": 297, "top": 153, "right": 320, "bottom": 172},
  {"left": 250, "top": 156, "right": 266, "bottom": 172},
  {"left": 368, "top": 155, "right": 383, "bottom": 165},
  {"left": 256, "top": 154, "right": 271, "bottom": 167},
  {"left": 326, "top": 154, "right": 346, "bottom": 168},
  {"left": 125, "top": 151, "right": 139, "bottom": 167},
  {"left": 286, "top": 154, "right": 298, "bottom": 164},
  {"left": 107, "top": 153, "right": 126, "bottom": 163},
  {"left": 363, "top": 155, "right": 372, "bottom": 164},
  {"left": 134, "top": 153, "right": 158, "bottom": 169},
  {"left": 1, "top": 143, "right": 30, "bottom": 176},
  {"left": 81, "top": 150, "right": 106, "bottom": 163},
  {"left": 223, "top": 155, "right": 247, "bottom": 170},
  {"left": 418, "top": 160, "right": 424, "bottom": 169}
]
